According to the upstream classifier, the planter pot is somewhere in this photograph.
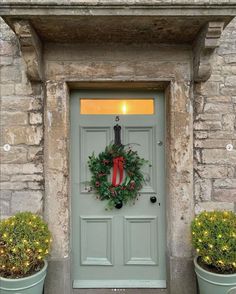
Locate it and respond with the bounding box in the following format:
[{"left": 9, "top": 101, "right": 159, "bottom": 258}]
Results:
[
  {"left": 194, "top": 257, "right": 236, "bottom": 294},
  {"left": 0, "top": 260, "right": 48, "bottom": 294}
]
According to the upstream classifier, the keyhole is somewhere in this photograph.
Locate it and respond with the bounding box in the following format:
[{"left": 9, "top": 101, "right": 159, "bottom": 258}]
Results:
[{"left": 115, "top": 116, "right": 120, "bottom": 122}]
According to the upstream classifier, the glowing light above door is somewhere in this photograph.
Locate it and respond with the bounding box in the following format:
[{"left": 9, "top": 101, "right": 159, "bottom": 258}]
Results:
[{"left": 80, "top": 99, "right": 154, "bottom": 115}]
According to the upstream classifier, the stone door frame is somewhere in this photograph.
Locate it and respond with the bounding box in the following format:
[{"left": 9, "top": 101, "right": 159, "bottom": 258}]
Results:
[{"left": 44, "top": 79, "right": 195, "bottom": 294}]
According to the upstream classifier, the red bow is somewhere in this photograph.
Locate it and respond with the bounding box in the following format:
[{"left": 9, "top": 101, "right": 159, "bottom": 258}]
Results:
[{"left": 112, "top": 157, "right": 124, "bottom": 187}]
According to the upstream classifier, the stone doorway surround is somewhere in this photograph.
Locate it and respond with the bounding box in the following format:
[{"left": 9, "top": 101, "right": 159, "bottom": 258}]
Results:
[{"left": 1, "top": 2, "right": 235, "bottom": 294}]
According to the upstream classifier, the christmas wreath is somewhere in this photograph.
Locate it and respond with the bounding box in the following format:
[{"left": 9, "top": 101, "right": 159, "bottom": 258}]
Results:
[{"left": 88, "top": 144, "right": 148, "bottom": 209}]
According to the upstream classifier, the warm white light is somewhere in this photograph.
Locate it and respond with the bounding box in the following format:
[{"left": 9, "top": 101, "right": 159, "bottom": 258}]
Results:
[{"left": 122, "top": 103, "right": 127, "bottom": 114}]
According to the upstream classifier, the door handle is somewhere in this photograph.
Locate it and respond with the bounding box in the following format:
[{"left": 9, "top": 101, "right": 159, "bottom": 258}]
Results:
[
  {"left": 150, "top": 196, "right": 157, "bottom": 203},
  {"left": 150, "top": 196, "right": 161, "bottom": 206}
]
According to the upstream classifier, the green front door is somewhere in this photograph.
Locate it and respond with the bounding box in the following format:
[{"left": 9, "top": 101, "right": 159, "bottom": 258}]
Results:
[{"left": 70, "top": 90, "right": 166, "bottom": 288}]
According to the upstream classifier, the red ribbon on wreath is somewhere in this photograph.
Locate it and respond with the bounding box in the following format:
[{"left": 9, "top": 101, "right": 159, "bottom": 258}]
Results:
[{"left": 112, "top": 156, "right": 124, "bottom": 187}]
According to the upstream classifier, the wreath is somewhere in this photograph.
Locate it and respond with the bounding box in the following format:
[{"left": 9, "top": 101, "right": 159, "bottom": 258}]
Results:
[{"left": 88, "top": 144, "right": 148, "bottom": 210}]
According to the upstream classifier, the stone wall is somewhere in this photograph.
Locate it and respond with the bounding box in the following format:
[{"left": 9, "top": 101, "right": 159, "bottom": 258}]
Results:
[
  {"left": 0, "top": 15, "right": 236, "bottom": 219},
  {"left": 194, "top": 18, "right": 236, "bottom": 213},
  {"left": 0, "top": 19, "right": 44, "bottom": 218}
]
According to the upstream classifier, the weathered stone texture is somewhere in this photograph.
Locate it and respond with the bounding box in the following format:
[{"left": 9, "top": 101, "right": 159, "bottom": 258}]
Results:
[
  {"left": 0, "top": 18, "right": 44, "bottom": 218},
  {"left": 194, "top": 17, "right": 236, "bottom": 213}
]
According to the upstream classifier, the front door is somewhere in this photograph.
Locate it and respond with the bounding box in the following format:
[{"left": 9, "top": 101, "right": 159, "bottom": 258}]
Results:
[{"left": 71, "top": 90, "right": 166, "bottom": 288}]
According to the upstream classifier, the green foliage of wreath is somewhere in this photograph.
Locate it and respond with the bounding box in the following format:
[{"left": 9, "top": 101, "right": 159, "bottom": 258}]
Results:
[{"left": 88, "top": 144, "right": 149, "bottom": 210}]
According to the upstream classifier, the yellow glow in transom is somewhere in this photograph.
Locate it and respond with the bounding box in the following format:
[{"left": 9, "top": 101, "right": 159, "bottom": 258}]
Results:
[{"left": 80, "top": 99, "right": 154, "bottom": 115}]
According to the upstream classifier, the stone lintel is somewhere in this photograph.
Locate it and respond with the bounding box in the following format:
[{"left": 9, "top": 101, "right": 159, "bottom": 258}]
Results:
[
  {"left": 12, "top": 20, "right": 43, "bottom": 82},
  {"left": 1, "top": 2, "right": 236, "bottom": 16},
  {"left": 193, "top": 21, "right": 225, "bottom": 82}
]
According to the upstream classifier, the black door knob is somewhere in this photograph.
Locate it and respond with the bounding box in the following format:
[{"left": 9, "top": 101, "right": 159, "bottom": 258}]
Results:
[{"left": 150, "top": 196, "right": 157, "bottom": 203}]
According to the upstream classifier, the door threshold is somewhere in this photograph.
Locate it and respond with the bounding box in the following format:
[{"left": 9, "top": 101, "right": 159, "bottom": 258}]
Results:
[{"left": 73, "top": 280, "right": 166, "bottom": 288}]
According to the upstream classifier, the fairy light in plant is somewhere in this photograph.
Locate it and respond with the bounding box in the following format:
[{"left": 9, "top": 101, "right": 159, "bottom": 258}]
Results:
[
  {"left": 222, "top": 245, "right": 228, "bottom": 251},
  {"left": 208, "top": 244, "right": 213, "bottom": 249},
  {"left": 196, "top": 248, "right": 200, "bottom": 253},
  {"left": 204, "top": 231, "right": 208, "bottom": 236},
  {"left": 204, "top": 256, "right": 210, "bottom": 262},
  {"left": 198, "top": 239, "right": 202, "bottom": 243},
  {"left": 218, "top": 234, "right": 222, "bottom": 238}
]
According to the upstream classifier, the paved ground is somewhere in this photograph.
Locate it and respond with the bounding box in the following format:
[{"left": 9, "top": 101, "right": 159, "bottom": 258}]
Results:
[{"left": 73, "top": 289, "right": 167, "bottom": 294}]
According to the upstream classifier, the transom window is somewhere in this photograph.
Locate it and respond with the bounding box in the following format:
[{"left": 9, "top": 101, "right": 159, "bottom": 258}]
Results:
[{"left": 80, "top": 99, "right": 154, "bottom": 115}]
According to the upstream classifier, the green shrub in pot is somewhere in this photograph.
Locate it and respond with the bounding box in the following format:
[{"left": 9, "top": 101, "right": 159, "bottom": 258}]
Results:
[
  {"left": 0, "top": 211, "right": 52, "bottom": 293},
  {"left": 191, "top": 210, "right": 236, "bottom": 294}
]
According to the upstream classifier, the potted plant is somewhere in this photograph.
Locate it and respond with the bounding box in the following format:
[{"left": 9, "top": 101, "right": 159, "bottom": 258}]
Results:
[
  {"left": 191, "top": 210, "right": 236, "bottom": 294},
  {"left": 0, "top": 211, "right": 52, "bottom": 294}
]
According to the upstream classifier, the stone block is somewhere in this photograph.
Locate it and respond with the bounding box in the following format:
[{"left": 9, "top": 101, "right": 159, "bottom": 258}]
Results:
[
  {"left": 204, "top": 103, "right": 233, "bottom": 113},
  {"left": 194, "top": 139, "right": 229, "bottom": 149},
  {"left": 2, "top": 126, "right": 43, "bottom": 145},
  {"left": 15, "top": 83, "right": 33, "bottom": 95},
  {"left": 27, "top": 181, "right": 44, "bottom": 190},
  {"left": 11, "top": 174, "right": 43, "bottom": 182},
  {"left": 0, "top": 199, "right": 10, "bottom": 215},
  {"left": 0, "top": 146, "right": 28, "bottom": 163},
  {"left": 0, "top": 65, "right": 21, "bottom": 82},
  {"left": 194, "top": 149, "right": 201, "bottom": 163},
  {"left": 193, "top": 95, "right": 205, "bottom": 114},
  {"left": 0, "top": 190, "right": 11, "bottom": 199},
  {"left": 195, "top": 113, "right": 222, "bottom": 121},
  {"left": 0, "top": 181, "right": 27, "bottom": 190},
  {"left": 198, "top": 82, "right": 220, "bottom": 96},
  {"left": 195, "top": 165, "right": 232, "bottom": 179},
  {"left": 29, "top": 112, "right": 43, "bottom": 125},
  {"left": 0, "top": 111, "right": 28, "bottom": 125},
  {"left": 0, "top": 83, "right": 15, "bottom": 95},
  {"left": 194, "top": 177, "right": 212, "bottom": 201},
  {"left": 11, "top": 191, "right": 43, "bottom": 214},
  {"left": 1, "top": 96, "right": 42, "bottom": 112},
  {"left": 213, "top": 179, "right": 236, "bottom": 189},
  {"left": 222, "top": 114, "right": 235, "bottom": 131},
  {"left": 220, "top": 87, "right": 236, "bottom": 96},
  {"left": 194, "top": 131, "right": 208, "bottom": 139},
  {"left": 225, "top": 76, "right": 236, "bottom": 87},
  {"left": 0, "top": 40, "right": 19, "bottom": 56},
  {"left": 27, "top": 146, "right": 43, "bottom": 161},
  {"left": 1, "top": 163, "right": 43, "bottom": 175},
  {"left": 213, "top": 189, "right": 236, "bottom": 202},
  {"left": 195, "top": 201, "right": 234, "bottom": 214},
  {"left": 206, "top": 95, "right": 232, "bottom": 103},
  {"left": 0, "top": 56, "right": 13, "bottom": 66},
  {"left": 194, "top": 120, "right": 222, "bottom": 131},
  {"left": 225, "top": 56, "right": 236, "bottom": 64},
  {"left": 202, "top": 149, "right": 236, "bottom": 164},
  {"left": 208, "top": 130, "right": 236, "bottom": 139},
  {"left": 0, "top": 175, "right": 10, "bottom": 181}
]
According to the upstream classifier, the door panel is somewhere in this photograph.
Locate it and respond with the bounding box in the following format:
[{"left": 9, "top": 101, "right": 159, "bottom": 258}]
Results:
[
  {"left": 124, "top": 216, "right": 158, "bottom": 265},
  {"left": 71, "top": 90, "right": 166, "bottom": 289}
]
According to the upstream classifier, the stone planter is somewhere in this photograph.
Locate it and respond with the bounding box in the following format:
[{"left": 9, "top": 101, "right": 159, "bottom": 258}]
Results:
[
  {"left": 0, "top": 260, "right": 48, "bottom": 294},
  {"left": 194, "top": 257, "right": 236, "bottom": 294}
]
